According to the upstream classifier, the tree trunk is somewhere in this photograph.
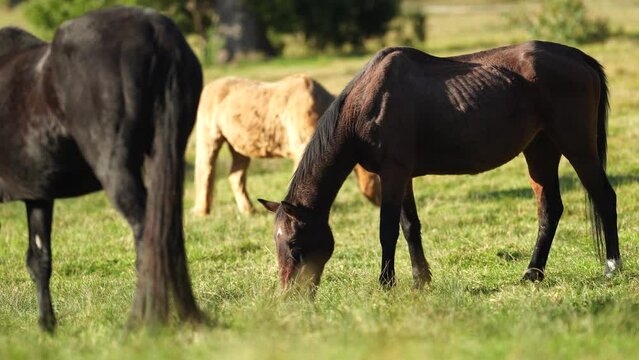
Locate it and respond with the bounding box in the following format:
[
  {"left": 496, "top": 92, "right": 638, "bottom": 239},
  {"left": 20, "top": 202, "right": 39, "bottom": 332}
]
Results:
[{"left": 214, "top": 0, "right": 276, "bottom": 63}]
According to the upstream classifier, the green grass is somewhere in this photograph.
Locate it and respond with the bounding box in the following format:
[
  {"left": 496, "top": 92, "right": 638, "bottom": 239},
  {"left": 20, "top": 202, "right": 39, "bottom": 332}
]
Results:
[{"left": 2, "top": 1, "right": 639, "bottom": 359}]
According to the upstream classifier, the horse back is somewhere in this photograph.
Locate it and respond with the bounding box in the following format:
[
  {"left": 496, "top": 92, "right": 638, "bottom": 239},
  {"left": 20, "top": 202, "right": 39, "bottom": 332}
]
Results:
[
  {"left": 200, "top": 75, "right": 334, "bottom": 159},
  {"left": 347, "top": 42, "right": 599, "bottom": 175}
]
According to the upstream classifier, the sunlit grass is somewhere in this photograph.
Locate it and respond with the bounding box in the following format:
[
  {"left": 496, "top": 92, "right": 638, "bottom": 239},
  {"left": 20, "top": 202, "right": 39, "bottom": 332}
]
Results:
[{"left": 1, "top": 1, "right": 638, "bottom": 359}]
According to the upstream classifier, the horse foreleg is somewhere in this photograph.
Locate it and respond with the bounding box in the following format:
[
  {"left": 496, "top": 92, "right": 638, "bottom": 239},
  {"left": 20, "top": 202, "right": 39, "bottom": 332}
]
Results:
[
  {"left": 192, "top": 124, "right": 224, "bottom": 216},
  {"left": 94, "top": 165, "right": 148, "bottom": 326},
  {"left": 228, "top": 146, "right": 254, "bottom": 215},
  {"left": 25, "top": 199, "right": 56, "bottom": 332},
  {"left": 400, "top": 182, "right": 431, "bottom": 288},
  {"left": 378, "top": 167, "right": 411, "bottom": 287},
  {"left": 522, "top": 135, "right": 563, "bottom": 282}
]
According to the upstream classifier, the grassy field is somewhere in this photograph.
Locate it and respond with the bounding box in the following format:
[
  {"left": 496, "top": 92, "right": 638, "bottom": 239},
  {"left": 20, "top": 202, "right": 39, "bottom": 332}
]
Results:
[{"left": 1, "top": 1, "right": 639, "bottom": 359}]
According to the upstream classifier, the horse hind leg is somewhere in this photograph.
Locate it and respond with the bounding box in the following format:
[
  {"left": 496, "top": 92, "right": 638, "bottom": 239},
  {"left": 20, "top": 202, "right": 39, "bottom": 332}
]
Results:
[
  {"left": 24, "top": 199, "right": 56, "bottom": 331},
  {"left": 228, "top": 145, "right": 254, "bottom": 215},
  {"left": 93, "top": 159, "right": 148, "bottom": 324},
  {"left": 565, "top": 153, "right": 620, "bottom": 276},
  {"left": 192, "top": 121, "right": 225, "bottom": 216},
  {"left": 100, "top": 163, "right": 146, "bottom": 265},
  {"left": 522, "top": 134, "right": 563, "bottom": 282},
  {"left": 400, "top": 181, "right": 431, "bottom": 288},
  {"left": 548, "top": 106, "right": 620, "bottom": 277}
]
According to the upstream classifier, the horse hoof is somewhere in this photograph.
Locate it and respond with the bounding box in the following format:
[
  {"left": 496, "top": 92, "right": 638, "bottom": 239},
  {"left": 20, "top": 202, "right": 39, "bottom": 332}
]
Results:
[
  {"left": 239, "top": 207, "right": 255, "bottom": 216},
  {"left": 191, "top": 207, "right": 209, "bottom": 217},
  {"left": 412, "top": 269, "right": 432, "bottom": 289},
  {"left": 605, "top": 258, "right": 623, "bottom": 278},
  {"left": 39, "top": 315, "right": 57, "bottom": 333},
  {"left": 521, "top": 268, "right": 545, "bottom": 282},
  {"left": 379, "top": 274, "right": 396, "bottom": 288},
  {"left": 183, "top": 308, "right": 211, "bottom": 327},
  {"left": 412, "top": 279, "right": 426, "bottom": 290}
]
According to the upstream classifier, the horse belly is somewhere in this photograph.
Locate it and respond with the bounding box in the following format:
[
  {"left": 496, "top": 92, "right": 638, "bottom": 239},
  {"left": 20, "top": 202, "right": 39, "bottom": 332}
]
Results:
[
  {"left": 414, "top": 110, "right": 540, "bottom": 176},
  {"left": 0, "top": 134, "right": 101, "bottom": 202},
  {"left": 217, "top": 98, "right": 291, "bottom": 159}
]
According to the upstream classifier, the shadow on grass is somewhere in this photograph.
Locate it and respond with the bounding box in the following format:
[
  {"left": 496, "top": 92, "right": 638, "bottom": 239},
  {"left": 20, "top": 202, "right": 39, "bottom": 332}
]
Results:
[{"left": 466, "top": 172, "right": 637, "bottom": 201}]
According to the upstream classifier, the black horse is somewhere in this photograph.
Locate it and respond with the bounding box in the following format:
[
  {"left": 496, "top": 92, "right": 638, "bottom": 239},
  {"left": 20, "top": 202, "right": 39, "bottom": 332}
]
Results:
[
  {"left": 260, "top": 42, "right": 621, "bottom": 292},
  {"left": 0, "top": 7, "right": 203, "bottom": 330}
]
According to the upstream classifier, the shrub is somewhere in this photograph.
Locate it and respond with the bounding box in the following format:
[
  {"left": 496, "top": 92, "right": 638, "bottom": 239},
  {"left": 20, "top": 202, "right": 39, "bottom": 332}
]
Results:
[
  {"left": 24, "top": 0, "right": 197, "bottom": 38},
  {"left": 382, "top": 11, "right": 428, "bottom": 48},
  {"left": 24, "top": 0, "right": 135, "bottom": 36},
  {"left": 526, "top": 0, "right": 610, "bottom": 44}
]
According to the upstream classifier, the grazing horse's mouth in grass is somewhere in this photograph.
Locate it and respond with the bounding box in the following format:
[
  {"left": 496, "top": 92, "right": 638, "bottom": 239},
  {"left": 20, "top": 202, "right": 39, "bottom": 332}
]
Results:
[{"left": 259, "top": 199, "right": 333, "bottom": 294}]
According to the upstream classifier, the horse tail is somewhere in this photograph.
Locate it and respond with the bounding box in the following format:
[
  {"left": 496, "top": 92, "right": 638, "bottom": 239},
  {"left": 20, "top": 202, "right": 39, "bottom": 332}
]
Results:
[
  {"left": 134, "top": 17, "right": 203, "bottom": 324},
  {"left": 583, "top": 54, "right": 609, "bottom": 262}
]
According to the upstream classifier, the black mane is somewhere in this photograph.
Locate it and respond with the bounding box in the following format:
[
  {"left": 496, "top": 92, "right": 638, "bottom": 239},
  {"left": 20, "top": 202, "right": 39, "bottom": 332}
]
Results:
[{"left": 287, "top": 48, "right": 398, "bottom": 199}]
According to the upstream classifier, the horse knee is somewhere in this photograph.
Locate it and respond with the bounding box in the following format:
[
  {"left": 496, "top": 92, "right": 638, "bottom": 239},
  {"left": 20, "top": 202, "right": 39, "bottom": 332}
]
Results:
[
  {"left": 26, "top": 247, "right": 51, "bottom": 283},
  {"left": 228, "top": 171, "right": 245, "bottom": 190},
  {"left": 547, "top": 198, "right": 564, "bottom": 223}
]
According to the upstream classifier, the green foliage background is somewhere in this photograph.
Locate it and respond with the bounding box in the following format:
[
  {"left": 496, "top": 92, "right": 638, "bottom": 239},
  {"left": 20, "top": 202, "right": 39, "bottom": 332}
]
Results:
[
  {"left": 246, "top": 0, "right": 399, "bottom": 49},
  {"left": 0, "top": 0, "right": 638, "bottom": 359},
  {"left": 507, "top": 0, "right": 611, "bottom": 44},
  {"left": 22, "top": 0, "right": 400, "bottom": 50}
]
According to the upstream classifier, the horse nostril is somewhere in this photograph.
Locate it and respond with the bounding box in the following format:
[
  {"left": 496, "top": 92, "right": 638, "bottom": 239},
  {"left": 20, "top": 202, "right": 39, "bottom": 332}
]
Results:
[{"left": 291, "top": 249, "right": 303, "bottom": 263}]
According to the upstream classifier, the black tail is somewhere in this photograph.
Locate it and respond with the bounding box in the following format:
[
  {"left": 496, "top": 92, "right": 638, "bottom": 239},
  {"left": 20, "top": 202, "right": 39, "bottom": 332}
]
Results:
[
  {"left": 132, "top": 16, "right": 203, "bottom": 325},
  {"left": 583, "top": 54, "right": 609, "bottom": 262}
]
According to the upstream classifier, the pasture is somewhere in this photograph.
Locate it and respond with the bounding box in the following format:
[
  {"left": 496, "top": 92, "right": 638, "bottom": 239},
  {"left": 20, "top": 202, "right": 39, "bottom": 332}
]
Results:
[{"left": 1, "top": 0, "right": 638, "bottom": 358}]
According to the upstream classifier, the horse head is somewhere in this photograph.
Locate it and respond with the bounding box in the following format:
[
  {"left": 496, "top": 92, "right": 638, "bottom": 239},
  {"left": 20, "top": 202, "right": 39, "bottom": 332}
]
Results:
[{"left": 258, "top": 199, "right": 334, "bottom": 295}]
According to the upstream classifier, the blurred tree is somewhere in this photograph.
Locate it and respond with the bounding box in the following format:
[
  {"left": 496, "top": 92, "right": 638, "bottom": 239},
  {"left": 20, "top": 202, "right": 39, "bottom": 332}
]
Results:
[
  {"left": 23, "top": 0, "right": 271, "bottom": 63},
  {"left": 3, "top": 0, "right": 24, "bottom": 7},
  {"left": 24, "top": 0, "right": 200, "bottom": 37},
  {"left": 25, "top": 0, "right": 126, "bottom": 34},
  {"left": 214, "top": 0, "right": 276, "bottom": 63},
  {"left": 531, "top": 0, "right": 610, "bottom": 44},
  {"left": 247, "top": 0, "right": 400, "bottom": 50},
  {"left": 23, "top": 0, "right": 399, "bottom": 62},
  {"left": 507, "top": 0, "right": 611, "bottom": 45}
]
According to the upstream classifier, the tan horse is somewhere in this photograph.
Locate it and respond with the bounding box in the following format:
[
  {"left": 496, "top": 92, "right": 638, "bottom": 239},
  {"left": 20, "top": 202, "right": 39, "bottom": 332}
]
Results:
[{"left": 193, "top": 74, "right": 380, "bottom": 215}]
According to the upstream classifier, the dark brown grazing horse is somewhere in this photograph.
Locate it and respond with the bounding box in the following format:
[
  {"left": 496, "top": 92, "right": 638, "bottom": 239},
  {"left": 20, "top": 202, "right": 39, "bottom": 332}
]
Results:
[
  {"left": 0, "top": 7, "right": 203, "bottom": 330},
  {"left": 259, "top": 41, "right": 621, "bottom": 291}
]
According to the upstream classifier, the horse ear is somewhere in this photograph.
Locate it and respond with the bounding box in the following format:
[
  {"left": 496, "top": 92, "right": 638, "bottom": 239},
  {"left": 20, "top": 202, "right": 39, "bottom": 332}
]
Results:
[{"left": 258, "top": 199, "right": 280, "bottom": 213}]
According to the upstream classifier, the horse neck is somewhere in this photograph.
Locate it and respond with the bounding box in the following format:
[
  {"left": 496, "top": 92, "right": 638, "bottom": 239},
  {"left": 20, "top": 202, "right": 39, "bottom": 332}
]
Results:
[{"left": 285, "top": 139, "right": 357, "bottom": 218}]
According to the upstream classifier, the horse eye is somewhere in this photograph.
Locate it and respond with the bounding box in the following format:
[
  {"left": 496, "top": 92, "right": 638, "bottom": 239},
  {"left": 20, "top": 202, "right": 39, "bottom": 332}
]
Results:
[{"left": 290, "top": 246, "right": 303, "bottom": 263}]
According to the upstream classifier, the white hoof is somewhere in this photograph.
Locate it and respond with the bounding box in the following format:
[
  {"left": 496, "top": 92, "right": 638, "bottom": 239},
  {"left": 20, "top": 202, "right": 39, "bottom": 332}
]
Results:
[{"left": 605, "top": 258, "right": 623, "bottom": 278}]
